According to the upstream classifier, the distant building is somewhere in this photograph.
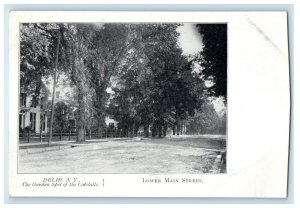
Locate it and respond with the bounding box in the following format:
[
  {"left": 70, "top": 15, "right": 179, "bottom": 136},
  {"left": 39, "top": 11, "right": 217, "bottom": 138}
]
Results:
[
  {"left": 19, "top": 74, "right": 118, "bottom": 135},
  {"left": 19, "top": 74, "right": 75, "bottom": 134},
  {"left": 19, "top": 91, "right": 48, "bottom": 134},
  {"left": 105, "top": 117, "right": 118, "bottom": 127}
]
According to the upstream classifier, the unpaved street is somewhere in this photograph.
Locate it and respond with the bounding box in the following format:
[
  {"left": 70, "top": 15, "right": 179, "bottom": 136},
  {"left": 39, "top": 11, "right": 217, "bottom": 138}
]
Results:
[{"left": 19, "top": 135, "right": 226, "bottom": 174}]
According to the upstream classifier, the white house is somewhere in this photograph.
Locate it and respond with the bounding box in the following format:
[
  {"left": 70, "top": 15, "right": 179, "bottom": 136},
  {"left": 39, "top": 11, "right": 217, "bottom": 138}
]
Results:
[
  {"left": 19, "top": 91, "right": 48, "bottom": 134},
  {"left": 19, "top": 73, "right": 118, "bottom": 134},
  {"left": 19, "top": 75, "right": 74, "bottom": 134}
]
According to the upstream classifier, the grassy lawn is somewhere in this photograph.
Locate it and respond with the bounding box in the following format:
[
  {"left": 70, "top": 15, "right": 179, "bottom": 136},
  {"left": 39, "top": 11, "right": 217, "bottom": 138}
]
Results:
[{"left": 18, "top": 135, "right": 226, "bottom": 174}]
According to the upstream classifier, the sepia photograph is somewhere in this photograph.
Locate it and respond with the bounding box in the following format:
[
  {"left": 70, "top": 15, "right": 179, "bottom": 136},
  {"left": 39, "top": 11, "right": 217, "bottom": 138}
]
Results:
[{"left": 18, "top": 22, "right": 227, "bottom": 174}]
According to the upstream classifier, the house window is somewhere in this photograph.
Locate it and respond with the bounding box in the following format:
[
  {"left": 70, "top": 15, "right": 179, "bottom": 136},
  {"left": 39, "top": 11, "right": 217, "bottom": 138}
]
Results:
[
  {"left": 30, "top": 102, "right": 37, "bottom": 108},
  {"left": 20, "top": 93, "right": 26, "bottom": 107},
  {"left": 40, "top": 97, "right": 47, "bottom": 110},
  {"left": 30, "top": 112, "right": 36, "bottom": 132},
  {"left": 19, "top": 114, "right": 24, "bottom": 129},
  {"left": 109, "top": 123, "right": 115, "bottom": 128},
  {"left": 19, "top": 113, "right": 25, "bottom": 129},
  {"left": 19, "top": 114, "right": 22, "bottom": 128},
  {"left": 40, "top": 114, "right": 46, "bottom": 131},
  {"left": 69, "top": 119, "right": 76, "bottom": 128}
]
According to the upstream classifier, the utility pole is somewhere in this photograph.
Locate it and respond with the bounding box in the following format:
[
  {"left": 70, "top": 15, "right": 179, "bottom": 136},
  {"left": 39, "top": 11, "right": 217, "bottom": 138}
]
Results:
[
  {"left": 132, "top": 78, "right": 137, "bottom": 138},
  {"left": 48, "top": 33, "right": 60, "bottom": 146}
]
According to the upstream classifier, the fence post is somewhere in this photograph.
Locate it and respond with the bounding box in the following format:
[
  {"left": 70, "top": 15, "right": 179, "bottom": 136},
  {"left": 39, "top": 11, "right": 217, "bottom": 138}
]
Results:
[
  {"left": 40, "top": 131, "right": 43, "bottom": 143},
  {"left": 27, "top": 131, "right": 30, "bottom": 143}
]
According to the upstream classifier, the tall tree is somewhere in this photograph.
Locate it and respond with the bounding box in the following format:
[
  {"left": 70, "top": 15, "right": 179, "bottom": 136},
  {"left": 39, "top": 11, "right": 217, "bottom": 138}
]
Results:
[
  {"left": 60, "top": 23, "right": 91, "bottom": 142},
  {"left": 140, "top": 24, "right": 204, "bottom": 137},
  {"left": 186, "top": 101, "right": 224, "bottom": 135},
  {"left": 82, "top": 24, "right": 131, "bottom": 137},
  {"left": 20, "top": 23, "right": 62, "bottom": 145},
  {"left": 20, "top": 23, "right": 56, "bottom": 105},
  {"left": 195, "top": 24, "right": 227, "bottom": 102},
  {"left": 109, "top": 24, "right": 205, "bottom": 137}
]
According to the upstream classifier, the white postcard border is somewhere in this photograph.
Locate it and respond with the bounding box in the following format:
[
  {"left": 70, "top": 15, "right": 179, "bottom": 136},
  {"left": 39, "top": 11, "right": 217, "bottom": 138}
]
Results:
[{"left": 9, "top": 11, "right": 290, "bottom": 197}]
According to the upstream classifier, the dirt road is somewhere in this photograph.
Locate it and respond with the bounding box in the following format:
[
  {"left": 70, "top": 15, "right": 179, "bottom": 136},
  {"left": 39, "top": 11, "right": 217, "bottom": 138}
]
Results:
[{"left": 18, "top": 135, "right": 226, "bottom": 174}]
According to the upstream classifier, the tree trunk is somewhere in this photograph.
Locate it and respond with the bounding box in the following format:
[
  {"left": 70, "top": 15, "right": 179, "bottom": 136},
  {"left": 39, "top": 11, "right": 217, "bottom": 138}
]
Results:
[
  {"left": 77, "top": 84, "right": 85, "bottom": 142},
  {"left": 77, "top": 128, "right": 85, "bottom": 142},
  {"left": 127, "top": 127, "right": 130, "bottom": 138},
  {"left": 173, "top": 125, "right": 176, "bottom": 135},
  {"left": 27, "top": 131, "right": 30, "bottom": 143},
  {"left": 60, "top": 131, "right": 62, "bottom": 141},
  {"left": 94, "top": 86, "right": 107, "bottom": 138},
  {"left": 180, "top": 124, "right": 183, "bottom": 135},
  {"left": 48, "top": 35, "right": 60, "bottom": 146},
  {"left": 152, "top": 124, "right": 157, "bottom": 137},
  {"left": 176, "top": 121, "right": 180, "bottom": 136},
  {"left": 144, "top": 125, "right": 149, "bottom": 137},
  {"left": 39, "top": 131, "right": 43, "bottom": 143},
  {"left": 158, "top": 125, "right": 162, "bottom": 137},
  {"left": 151, "top": 126, "right": 155, "bottom": 137},
  {"left": 146, "top": 125, "right": 149, "bottom": 137},
  {"left": 89, "top": 129, "right": 92, "bottom": 140},
  {"left": 132, "top": 119, "right": 136, "bottom": 138},
  {"left": 97, "top": 116, "right": 106, "bottom": 138},
  {"left": 163, "top": 124, "right": 167, "bottom": 137}
]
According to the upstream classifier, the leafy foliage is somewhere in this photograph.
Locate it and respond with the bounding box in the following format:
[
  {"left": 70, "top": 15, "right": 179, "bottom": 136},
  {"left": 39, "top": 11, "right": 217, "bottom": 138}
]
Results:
[
  {"left": 186, "top": 102, "right": 226, "bottom": 135},
  {"left": 20, "top": 23, "right": 227, "bottom": 139},
  {"left": 108, "top": 24, "right": 205, "bottom": 137},
  {"left": 20, "top": 23, "right": 57, "bottom": 104},
  {"left": 195, "top": 24, "right": 227, "bottom": 102},
  {"left": 53, "top": 101, "right": 73, "bottom": 133}
]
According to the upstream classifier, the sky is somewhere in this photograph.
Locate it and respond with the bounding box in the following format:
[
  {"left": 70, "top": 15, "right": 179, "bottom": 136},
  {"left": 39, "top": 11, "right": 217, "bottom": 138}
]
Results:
[{"left": 177, "top": 24, "right": 203, "bottom": 55}]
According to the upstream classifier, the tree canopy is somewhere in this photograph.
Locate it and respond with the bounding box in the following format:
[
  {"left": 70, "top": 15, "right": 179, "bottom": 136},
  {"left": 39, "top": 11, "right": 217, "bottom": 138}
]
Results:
[
  {"left": 108, "top": 24, "right": 205, "bottom": 137},
  {"left": 20, "top": 23, "right": 227, "bottom": 141},
  {"left": 195, "top": 24, "right": 227, "bottom": 102}
]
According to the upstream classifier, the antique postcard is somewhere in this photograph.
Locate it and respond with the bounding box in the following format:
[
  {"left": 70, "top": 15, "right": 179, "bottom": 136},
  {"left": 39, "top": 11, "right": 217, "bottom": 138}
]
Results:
[{"left": 9, "top": 11, "right": 290, "bottom": 197}]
